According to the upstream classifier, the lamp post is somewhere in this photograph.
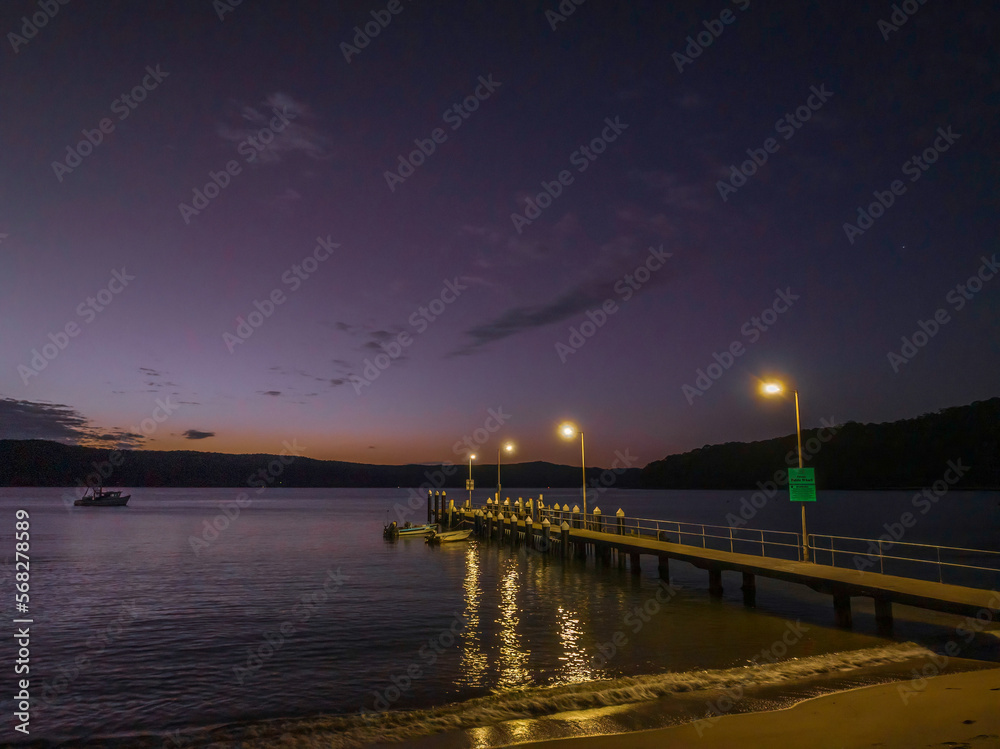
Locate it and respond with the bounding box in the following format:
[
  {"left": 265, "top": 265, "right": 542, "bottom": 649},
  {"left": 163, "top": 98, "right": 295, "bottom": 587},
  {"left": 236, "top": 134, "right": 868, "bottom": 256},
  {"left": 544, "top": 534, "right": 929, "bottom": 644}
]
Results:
[
  {"left": 559, "top": 422, "right": 586, "bottom": 521},
  {"left": 762, "top": 381, "right": 808, "bottom": 561},
  {"left": 468, "top": 453, "right": 476, "bottom": 507},
  {"left": 497, "top": 442, "right": 514, "bottom": 498}
]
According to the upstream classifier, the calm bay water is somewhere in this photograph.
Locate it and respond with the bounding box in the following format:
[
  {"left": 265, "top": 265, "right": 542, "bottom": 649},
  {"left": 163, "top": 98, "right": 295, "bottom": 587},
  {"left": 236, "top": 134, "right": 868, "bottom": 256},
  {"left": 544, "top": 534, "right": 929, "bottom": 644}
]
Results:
[{"left": 1, "top": 487, "right": 998, "bottom": 747}]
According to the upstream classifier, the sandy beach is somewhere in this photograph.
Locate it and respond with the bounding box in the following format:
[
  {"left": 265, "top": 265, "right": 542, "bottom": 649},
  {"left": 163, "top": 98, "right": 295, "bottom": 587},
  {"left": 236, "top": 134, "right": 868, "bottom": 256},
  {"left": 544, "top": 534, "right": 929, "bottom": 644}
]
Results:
[{"left": 513, "top": 668, "right": 1000, "bottom": 749}]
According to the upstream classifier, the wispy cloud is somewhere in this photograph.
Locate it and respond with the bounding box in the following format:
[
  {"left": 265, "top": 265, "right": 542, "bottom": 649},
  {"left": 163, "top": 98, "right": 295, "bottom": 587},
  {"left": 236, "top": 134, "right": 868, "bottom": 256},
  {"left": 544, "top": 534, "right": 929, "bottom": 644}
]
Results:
[
  {"left": 217, "top": 93, "right": 332, "bottom": 164},
  {"left": 0, "top": 398, "right": 143, "bottom": 447}
]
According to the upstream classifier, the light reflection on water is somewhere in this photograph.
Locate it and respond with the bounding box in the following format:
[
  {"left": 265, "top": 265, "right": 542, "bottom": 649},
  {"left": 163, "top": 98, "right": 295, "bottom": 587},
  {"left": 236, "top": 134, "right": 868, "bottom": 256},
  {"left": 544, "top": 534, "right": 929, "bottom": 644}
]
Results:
[
  {"left": 2, "top": 487, "right": 995, "bottom": 744},
  {"left": 459, "top": 544, "right": 488, "bottom": 687},
  {"left": 497, "top": 557, "right": 531, "bottom": 690}
]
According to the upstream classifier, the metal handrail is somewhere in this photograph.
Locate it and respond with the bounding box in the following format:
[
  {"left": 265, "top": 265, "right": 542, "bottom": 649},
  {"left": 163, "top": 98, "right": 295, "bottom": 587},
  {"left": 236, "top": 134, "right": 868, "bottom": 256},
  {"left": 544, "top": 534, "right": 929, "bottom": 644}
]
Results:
[
  {"left": 468, "top": 504, "right": 803, "bottom": 558},
  {"left": 461, "top": 503, "right": 1000, "bottom": 587},
  {"left": 809, "top": 532, "right": 1000, "bottom": 582}
]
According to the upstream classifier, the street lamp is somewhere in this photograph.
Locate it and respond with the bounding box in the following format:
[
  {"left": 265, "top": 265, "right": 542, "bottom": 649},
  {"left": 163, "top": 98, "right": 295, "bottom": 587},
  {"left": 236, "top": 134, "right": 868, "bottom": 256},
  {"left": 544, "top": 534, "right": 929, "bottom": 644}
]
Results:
[
  {"left": 497, "top": 442, "right": 514, "bottom": 497},
  {"left": 761, "top": 380, "right": 808, "bottom": 561},
  {"left": 559, "top": 422, "right": 586, "bottom": 520},
  {"left": 468, "top": 453, "right": 476, "bottom": 507}
]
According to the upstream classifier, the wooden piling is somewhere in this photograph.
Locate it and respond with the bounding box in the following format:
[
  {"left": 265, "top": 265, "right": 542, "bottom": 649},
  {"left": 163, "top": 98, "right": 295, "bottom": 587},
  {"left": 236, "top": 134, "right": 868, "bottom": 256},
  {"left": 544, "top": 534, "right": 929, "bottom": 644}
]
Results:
[
  {"left": 658, "top": 554, "right": 669, "bottom": 581},
  {"left": 875, "top": 597, "right": 893, "bottom": 635},
  {"left": 631, "top": 552, "right": 641, "bottom": 575},
  {"left": 708, "top": 568, "right": 724, "bottom": 597},
  {"left": 833, "top": 592, "right": 853, "bottom": 629},
  {"left": 741, "top": 572, "right": 756, "bottom": 607},
  {"left": 427, "top": 489, "right": 432, "bottom": 523}
]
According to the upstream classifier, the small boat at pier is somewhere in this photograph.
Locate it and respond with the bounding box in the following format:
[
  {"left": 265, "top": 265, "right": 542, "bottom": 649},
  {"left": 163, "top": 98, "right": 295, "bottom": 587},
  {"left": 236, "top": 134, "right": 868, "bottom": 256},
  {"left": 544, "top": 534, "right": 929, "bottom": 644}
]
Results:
[
  {"left": 74, "top": 485, "right": 130, "bottom": 507},
  {"left": 384, "top": 521, "right": 437, "bottom": 539},
  {"left": 425, "top": 529, "right": 473, "bottom": 545}
]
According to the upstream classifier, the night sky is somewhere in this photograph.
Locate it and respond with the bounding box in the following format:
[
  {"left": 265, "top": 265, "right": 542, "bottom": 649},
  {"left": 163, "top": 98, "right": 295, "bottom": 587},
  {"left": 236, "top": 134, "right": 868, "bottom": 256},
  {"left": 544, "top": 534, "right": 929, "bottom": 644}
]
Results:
[{"left": 1, "top": 1, "right": 997, "bottom": 467}]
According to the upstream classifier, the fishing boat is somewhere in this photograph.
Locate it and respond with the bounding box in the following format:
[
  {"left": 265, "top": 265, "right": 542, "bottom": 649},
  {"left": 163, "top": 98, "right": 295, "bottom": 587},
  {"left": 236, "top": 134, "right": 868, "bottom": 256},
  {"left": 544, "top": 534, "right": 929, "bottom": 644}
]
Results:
[
  {"left": 74, "top": 485, "right": 130, "bottom": 507},
  {"left": 383, "top": 521, "right": 437, "bottom": 539},
  {"left": 425, "top": 529, "right": 473, "bottom": 545}
]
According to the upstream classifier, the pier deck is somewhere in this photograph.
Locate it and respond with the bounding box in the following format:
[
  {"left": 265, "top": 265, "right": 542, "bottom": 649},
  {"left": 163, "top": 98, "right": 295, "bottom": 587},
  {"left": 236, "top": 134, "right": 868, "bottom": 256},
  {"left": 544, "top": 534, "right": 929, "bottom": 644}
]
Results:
[{"left": 423, "top": 492, "right": 1000, "bottom": 633}]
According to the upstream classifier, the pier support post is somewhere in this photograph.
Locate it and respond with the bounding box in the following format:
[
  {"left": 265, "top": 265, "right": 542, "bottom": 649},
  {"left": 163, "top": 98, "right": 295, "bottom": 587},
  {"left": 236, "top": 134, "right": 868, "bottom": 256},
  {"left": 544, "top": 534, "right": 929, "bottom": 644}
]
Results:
[
  {"left": 874, "top": 598, "right": 893, "bottom": 636},
  {"left": 542, "top": 518, "right": 551, "bottom": 553},
  {"left": 741, "top": 572, "right": 756, "bottom": 607},
  {"left": 833, "top": 592, "right": 853, "bottom": 629},
  {"left": 657, "top": 554, "right": 669, "bottom": 581},
  {"left": 561, "top": 522, "right": 570, "bottom": 559},
  {"left": 617, "top": 546, "right": 626, "bottom": 569},
  {"left": 708, "top": 568, "right": 723, "bottom": 598},
  {"left": 617, "top": 508, "right": 625, "bottom": 535},
  {"left": 631, "top": 552, "right": 641, "bottom": 575},
  {"left": 447, "top": 499, "right": 454, "bottom": 530}
]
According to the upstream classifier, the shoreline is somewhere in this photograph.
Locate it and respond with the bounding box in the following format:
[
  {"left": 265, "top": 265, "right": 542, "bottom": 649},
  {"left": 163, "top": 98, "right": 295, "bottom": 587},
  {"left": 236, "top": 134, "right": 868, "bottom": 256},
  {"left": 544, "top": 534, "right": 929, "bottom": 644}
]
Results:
[{"left": 507, "top": 667, "right": 1000, "bottom": 749}]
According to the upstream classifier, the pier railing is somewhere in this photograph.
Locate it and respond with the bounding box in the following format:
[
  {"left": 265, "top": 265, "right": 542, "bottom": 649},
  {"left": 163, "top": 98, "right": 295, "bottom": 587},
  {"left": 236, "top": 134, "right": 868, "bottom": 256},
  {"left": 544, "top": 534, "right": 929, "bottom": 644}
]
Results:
[
  {"left": 808, "top": 533, "right": 1000, "bottom": 588},
  {"left": 467, "top": 502, "right": 802, "bottom": 561},
  {"left": 455, "top": 499, "right": 1000, "bottom": 587}
]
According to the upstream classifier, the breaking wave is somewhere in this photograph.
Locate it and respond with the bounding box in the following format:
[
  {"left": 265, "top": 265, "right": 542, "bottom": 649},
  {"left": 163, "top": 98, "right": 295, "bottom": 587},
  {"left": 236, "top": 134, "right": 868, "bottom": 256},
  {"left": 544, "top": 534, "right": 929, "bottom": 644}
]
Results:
[{"left": 160, "top": 642, "right": 934, "bottom": 748}]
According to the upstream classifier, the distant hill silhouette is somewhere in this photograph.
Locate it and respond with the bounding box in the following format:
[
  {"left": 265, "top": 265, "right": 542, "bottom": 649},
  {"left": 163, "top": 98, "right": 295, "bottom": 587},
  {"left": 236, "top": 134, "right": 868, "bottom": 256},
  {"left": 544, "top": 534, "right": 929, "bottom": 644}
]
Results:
[
  {"left": 641, "top": 397, "right": 1000, "bottom": 490},
  {"left": 0, "top": 440, "right": 642, "bottom": 490},
  {"left": 3, "top": 398, "right": 996, "bottom": 491}
]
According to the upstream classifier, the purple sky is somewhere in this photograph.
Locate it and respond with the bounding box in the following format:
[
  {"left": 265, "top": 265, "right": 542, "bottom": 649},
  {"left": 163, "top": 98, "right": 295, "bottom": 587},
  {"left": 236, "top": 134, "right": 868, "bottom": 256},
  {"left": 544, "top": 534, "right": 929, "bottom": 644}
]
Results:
[{"left": 1, "top": 1, "right": 997, "bottom": 466}]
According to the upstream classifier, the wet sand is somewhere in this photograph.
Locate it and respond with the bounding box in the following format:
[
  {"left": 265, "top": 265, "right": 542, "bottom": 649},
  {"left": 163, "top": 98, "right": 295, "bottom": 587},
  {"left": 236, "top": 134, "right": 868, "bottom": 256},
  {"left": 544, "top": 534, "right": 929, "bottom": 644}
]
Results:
[{"left": 512, "top": 667, "right": 1000, "bottom": 749}]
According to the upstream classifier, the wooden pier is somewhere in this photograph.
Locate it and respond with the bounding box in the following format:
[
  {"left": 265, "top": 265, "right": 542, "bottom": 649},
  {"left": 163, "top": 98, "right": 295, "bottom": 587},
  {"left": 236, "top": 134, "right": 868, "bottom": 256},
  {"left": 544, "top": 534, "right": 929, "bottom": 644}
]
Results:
[{"left": 423, "top": 490, "right": 1000, "bottom": 635}]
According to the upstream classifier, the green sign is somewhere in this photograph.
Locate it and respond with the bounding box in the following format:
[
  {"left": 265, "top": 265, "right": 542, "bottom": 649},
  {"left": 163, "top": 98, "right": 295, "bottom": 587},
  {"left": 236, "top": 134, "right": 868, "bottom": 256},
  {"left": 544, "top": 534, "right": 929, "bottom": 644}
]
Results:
[
  {"left": 788, "top": 468, "right": 816, "bottom": 502},
  {"left": 466, "top": 479, "right": 474, "bottom": 491}
]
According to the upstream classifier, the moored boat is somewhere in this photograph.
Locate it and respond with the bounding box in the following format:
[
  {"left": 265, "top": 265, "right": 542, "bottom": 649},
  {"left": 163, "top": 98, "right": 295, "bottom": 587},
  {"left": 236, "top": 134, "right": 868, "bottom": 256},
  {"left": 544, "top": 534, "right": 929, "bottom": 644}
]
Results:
[
  {"left": 384, "top": 521, "right": 438, "bottom": 539},
  {"left": 74, "top": 486, "right": 130, "bottom": 507},
  {"left": 425, "top": 529, "right": 473, "bottom": 545}
]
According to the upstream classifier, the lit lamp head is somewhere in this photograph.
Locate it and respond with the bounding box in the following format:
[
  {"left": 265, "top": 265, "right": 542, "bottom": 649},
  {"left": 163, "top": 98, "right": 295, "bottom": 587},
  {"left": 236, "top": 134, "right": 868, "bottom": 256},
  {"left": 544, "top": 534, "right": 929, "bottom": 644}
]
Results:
[
  {"left": 761, "top": 382, "right": 783, "bottom": 396},
  {"left": 470, "top": 454, "right": 476, "bottom": 461},
  {"left": 503, "top": 442, "right": 514, "bottom": 453},
  {"left": 559, "top": 422, "right": 578, "bottom": 439}
]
